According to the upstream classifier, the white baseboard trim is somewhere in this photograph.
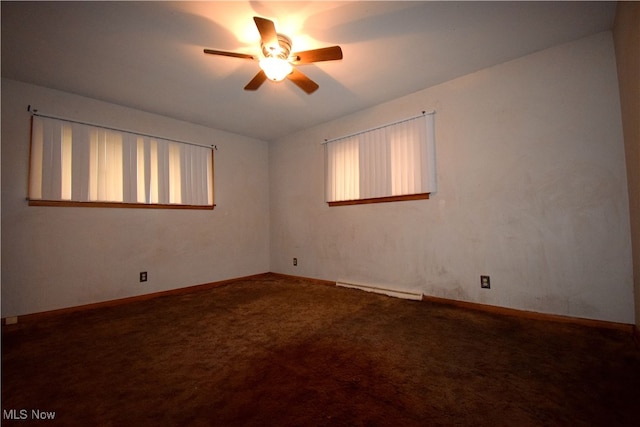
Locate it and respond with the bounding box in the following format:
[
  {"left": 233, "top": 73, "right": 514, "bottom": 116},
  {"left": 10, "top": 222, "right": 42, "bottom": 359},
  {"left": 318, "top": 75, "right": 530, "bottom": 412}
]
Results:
[{"left": 336, "top": 281, "right": 423, "bottom": 301}]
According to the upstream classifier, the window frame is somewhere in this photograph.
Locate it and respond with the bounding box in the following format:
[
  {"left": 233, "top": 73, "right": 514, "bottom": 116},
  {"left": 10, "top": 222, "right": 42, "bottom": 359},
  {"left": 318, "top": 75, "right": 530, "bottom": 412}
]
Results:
[
  {"left": 27, "top": 115, "right": 215, "bottom": 210},
  {"left": 324, "top": 112, "right": 436, "bottom": 207}
]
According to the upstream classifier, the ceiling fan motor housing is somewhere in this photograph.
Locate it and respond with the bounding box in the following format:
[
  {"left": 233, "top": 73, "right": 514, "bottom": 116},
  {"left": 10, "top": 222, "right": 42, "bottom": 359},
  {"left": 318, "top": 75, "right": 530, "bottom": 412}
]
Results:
[{"left": 261, "top": 34, "right": 292, "bottom": 60}]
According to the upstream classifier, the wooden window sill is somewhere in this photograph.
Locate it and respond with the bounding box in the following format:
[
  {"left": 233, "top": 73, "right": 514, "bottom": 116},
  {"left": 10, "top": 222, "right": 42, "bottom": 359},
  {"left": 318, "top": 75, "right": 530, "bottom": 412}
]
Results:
[
  {"left": 28, "top": 199, "right": 215, "bottom": 210},
  {"left": 327, "top": 193, "right": 429, "bottom": 207}
]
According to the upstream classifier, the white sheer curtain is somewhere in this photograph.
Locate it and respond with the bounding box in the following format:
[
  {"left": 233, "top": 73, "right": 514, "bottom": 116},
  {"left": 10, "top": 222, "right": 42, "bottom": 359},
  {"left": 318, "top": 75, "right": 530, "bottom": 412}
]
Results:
[
  {"left": 88, "top": 127, "right": 124, "bottom": 202},
  {"left": 326, "top": 135, "right": 360, "bottom": 201},
  {"left": 359, "top": 130, "right": 389, "bottom": 199},
  {"left": 325, "top": 113, "right": 436, "bottom": 203},
  {"left": 29, "top": 115, "right": 213, "bottom": 206}
]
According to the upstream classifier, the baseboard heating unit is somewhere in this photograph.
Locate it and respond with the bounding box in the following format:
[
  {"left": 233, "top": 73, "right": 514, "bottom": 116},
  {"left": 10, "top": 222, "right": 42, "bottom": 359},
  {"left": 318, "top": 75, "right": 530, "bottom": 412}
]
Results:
[{"left": 336, "top": 282, "right": 423, "bottom": 301}]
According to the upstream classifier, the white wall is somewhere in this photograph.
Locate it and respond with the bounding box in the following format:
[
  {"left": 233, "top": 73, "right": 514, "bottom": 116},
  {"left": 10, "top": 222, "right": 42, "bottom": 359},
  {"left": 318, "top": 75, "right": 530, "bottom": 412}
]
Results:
[
  {"left": 269, "top": 32, "right": 634, "bottom": 324},
  {"left": 1, "top": 79, "right": 270, "bottom": 317}
]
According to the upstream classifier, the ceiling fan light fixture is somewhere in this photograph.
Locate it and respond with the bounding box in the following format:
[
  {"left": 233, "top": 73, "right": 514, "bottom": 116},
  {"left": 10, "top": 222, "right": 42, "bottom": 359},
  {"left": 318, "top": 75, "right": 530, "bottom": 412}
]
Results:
[
  {"left": 205, "top": 17, "right": 342, "bottom": 93},
  {"left": 259, "top": 57, "right": 293, "bottom": 81}
]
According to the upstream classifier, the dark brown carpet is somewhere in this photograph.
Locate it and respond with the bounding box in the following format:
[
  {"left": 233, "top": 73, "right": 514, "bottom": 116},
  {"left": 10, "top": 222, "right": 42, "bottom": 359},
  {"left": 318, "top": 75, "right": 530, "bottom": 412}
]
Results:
[{"left": 2, "top": 274, "right": 640, "bottom": 426}]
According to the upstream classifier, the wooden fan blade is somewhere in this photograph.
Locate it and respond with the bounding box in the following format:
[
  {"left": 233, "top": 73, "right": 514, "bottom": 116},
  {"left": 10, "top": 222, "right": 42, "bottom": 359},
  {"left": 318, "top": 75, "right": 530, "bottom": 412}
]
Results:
[
  {"left": 244, "top": 70, "right": 267, "bottom": 91},
  {"left": 291, "top": 46, "right": 343, "bottom": 64},
  {"left": 288, "top": 68, "right": 319, "bottom": 94},
  {"left": 204, "top": 49, "right": 256, "bottom": 60},
  {"left": 253, "top": 17, "right": 278, "bottom": 49}
]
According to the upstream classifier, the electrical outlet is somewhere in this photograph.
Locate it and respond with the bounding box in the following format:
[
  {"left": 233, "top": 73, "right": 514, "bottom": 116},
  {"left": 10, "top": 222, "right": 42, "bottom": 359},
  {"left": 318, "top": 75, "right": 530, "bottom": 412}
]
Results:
[
  {"left": 481, "top": 275, "right": 490, "bottom": 289},
  {"left": 293, "top": 258, "right": 298, "bottom": 266},
  {"left": 140, "top": 271, "right": 148, "bottom": 282}
]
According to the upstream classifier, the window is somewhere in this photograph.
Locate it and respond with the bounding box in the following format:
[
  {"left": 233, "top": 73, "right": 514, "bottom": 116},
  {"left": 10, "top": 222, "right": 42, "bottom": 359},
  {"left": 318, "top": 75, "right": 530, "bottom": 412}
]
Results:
[
  {"left": 325, "top": 113, "right": 436, "bottom": 206},
  {"left": 28, "top": 115, "right": 214, "bottom": 209}
]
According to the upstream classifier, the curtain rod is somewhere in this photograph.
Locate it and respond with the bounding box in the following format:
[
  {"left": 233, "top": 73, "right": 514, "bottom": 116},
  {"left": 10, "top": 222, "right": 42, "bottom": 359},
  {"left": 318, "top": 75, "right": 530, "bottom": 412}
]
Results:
[
  {"left": 27, "top": 105, "right": 217, "bottom": 150},
  {"left": 322, "top": 110, "right": 435, "bottom": 145}
]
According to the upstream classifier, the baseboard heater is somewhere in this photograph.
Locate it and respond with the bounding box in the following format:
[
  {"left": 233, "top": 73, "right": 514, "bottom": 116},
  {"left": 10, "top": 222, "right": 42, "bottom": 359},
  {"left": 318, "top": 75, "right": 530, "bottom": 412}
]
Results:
[{"left": 336, "top": 282, "right": 423, "bottom": 301}]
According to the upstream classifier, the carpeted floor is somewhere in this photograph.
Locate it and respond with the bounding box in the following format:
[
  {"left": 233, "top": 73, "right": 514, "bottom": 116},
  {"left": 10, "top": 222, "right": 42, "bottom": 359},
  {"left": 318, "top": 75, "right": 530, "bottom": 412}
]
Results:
[{"left": 2, "top": 274, "right": 640, "bottom": 426}]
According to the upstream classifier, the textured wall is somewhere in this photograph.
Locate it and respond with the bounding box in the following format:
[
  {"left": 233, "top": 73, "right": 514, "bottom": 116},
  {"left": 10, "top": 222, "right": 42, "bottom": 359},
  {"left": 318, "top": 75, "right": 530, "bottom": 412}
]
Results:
[
  {"left": 269, "top": 32, "right": 634, "bottom": 323},
  {"left": 1, "top": 79, "right": 270, "bottom": 317}
]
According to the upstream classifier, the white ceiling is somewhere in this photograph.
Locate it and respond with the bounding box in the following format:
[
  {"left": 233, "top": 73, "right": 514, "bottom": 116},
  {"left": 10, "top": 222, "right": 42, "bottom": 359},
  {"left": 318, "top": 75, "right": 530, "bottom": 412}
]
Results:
[{"left": 1, "top": 1, "right": 616, "bottom": 141}]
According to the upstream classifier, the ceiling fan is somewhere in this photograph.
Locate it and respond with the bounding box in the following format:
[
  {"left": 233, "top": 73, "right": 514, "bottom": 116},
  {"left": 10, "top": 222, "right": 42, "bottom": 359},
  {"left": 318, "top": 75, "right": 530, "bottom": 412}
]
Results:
[{"left": 204, "top": 17, "right": 343, "bottom": 94}]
